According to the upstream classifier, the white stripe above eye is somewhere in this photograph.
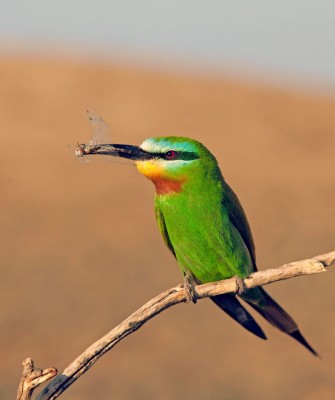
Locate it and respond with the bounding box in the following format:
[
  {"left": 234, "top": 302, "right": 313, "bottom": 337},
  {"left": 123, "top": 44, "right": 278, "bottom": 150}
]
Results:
[{"left": 140, "top": 139, "right": 166, "bottom": 153}]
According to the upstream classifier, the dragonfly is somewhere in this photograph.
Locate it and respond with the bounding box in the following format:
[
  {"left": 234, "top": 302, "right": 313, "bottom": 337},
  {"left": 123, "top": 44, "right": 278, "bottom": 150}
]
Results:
[
  {"left": 75, "top": 111, "right": 120, "bottom": 160},
  {"left": 75, "top": 111, "right": 140, "bottom": 165}
]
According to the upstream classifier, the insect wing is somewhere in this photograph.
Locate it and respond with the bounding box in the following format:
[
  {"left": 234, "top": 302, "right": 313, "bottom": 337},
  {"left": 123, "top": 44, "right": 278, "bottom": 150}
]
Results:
[{"left": 87, "top": 110, "right": 112, "bottom": 146}]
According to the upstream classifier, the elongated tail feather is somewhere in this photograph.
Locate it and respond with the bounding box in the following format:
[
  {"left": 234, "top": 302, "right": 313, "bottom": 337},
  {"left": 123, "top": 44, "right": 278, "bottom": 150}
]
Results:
[
  {"left": 241, "top": 287, "right": 318, "bottom": 356},
  {"left": 211, "top": 294, "right": 267, "bottom": 340}
]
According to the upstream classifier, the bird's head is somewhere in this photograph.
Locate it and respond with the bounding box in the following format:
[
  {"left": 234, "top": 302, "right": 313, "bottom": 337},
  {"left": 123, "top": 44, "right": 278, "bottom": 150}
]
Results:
[{"left": 103, "top": 137, "right": 221, "bottom": 195}]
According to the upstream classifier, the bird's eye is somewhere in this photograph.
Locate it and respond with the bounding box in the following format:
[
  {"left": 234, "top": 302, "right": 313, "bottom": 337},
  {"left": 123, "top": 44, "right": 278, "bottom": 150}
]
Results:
[{"left": 165, "top": 150, "right": 178, "bottom": 160}]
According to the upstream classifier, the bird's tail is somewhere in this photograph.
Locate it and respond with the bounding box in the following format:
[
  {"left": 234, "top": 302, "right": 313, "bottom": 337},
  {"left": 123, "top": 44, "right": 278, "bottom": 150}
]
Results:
[
  {"left": 211, "top": 293, "right": 267, "bottom": 340},
  {"left": 241, "top": 287, "right": 318, "bottom": 356}
]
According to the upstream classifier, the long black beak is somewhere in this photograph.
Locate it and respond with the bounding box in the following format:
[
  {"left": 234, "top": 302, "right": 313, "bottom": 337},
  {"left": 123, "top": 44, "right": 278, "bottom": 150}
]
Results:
[{"left": 81, "top": 143, "right": 153, "bottom": 161}]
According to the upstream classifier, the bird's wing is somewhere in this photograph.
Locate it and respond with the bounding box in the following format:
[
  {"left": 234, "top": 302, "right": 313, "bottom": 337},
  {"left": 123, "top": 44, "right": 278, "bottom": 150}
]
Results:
[
  {"left": 221, "top": 181, "right": 257, "bottom": 270},
  {"left": 221, "top": 183, "right": 318, "bottom": 355},
  {"left": 154, "top": 204, "right": 176, "bottom": 257}
]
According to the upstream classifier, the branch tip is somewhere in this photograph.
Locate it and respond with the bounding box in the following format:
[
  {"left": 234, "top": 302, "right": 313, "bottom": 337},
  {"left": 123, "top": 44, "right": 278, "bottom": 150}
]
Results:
[{"left": 17, "top": 358, "right": 57, "bottom": 400}]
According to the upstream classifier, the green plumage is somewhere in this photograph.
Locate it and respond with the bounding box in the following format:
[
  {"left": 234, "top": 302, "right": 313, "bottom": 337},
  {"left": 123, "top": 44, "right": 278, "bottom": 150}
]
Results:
[
  {"left": 155, "top": 165, "right": 253, "bottom": 283},
  {"left": 151, "top": 137, "right": 254, "bottom": 283},
  {"left": 139, "top": 136, "right": 317, "bottom": 355}
]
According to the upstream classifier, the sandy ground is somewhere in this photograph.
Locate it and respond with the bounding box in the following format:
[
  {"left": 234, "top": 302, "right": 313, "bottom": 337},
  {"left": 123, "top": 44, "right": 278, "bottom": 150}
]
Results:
[{"left": 1, "top": 56, "right": 335, "bottom": 400}]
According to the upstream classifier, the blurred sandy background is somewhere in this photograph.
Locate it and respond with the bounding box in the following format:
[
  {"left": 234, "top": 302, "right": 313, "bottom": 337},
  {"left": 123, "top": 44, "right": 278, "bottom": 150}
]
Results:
[
  {"left": 1, "top": 2, "right": 335, "bottom": 400},
  {"left": 0, "top": 56, "right": 334, "bottom": 400}
]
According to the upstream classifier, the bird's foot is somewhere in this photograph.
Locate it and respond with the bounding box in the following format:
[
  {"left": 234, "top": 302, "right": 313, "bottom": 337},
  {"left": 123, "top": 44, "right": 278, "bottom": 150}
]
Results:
[
  {"left": 235, "top": 276, "right": 246, "bottom": 294},
  {"left": 183, "top": 275, "right": 197, "bottom": 304}
]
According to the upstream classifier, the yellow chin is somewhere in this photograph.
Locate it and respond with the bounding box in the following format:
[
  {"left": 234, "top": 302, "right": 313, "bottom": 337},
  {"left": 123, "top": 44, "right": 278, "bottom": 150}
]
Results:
[{"left": 136, "top": 160, "right": 164, "bottom": 179}]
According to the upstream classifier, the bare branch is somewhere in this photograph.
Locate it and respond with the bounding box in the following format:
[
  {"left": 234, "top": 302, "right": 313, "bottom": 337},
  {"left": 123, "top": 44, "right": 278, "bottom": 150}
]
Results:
[{"left": 22, "top": 250, "right": 334, "bottom": 400}]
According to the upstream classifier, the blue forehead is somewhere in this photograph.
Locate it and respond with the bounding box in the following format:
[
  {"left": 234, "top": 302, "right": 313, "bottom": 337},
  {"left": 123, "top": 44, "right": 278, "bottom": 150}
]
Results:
[{"left": 140, "top": 137, "right": 199, "bottom": 154}]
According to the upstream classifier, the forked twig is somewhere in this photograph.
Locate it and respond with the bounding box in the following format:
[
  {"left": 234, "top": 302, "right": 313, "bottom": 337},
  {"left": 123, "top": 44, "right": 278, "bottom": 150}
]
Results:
[{"left": 17, "top": 359, "right": 57, "bottom": 400}]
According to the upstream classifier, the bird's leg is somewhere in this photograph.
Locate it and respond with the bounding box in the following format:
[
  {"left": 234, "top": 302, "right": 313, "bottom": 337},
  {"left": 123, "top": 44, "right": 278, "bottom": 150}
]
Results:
[
  {"left": 235, "top": 276, "right": 246, "bottom": 295},
  {"left": 183, "top": 273, "right": 197, "bottom": 304}
]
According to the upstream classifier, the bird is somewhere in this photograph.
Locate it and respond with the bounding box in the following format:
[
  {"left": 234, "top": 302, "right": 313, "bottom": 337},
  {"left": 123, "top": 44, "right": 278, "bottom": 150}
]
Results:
[{"left": 97, "top": 136, "right": 317, "bottom": 355}]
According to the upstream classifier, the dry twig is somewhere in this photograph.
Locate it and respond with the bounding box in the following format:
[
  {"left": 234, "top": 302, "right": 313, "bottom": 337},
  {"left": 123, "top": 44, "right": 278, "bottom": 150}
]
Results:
[
  {"left": 17, "top": 250, "right": 335, "bottom": 400},
  {"left": 17, "top": 359, "right": 57, "bottom": 400}
]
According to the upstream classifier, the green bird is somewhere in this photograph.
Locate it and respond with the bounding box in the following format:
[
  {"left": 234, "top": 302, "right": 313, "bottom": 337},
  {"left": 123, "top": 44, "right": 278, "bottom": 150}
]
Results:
[{"left": 96, "top": 137, "right": 317, "bottom": 355}]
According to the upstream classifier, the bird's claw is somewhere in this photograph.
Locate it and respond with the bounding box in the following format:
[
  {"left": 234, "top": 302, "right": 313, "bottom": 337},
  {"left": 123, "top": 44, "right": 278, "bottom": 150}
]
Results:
[
  {"left": 235, "top": 276, "right": 245, "bottom": 294},
  {"left": 183, "top": 275, "right": 197, "bottom": 304}
]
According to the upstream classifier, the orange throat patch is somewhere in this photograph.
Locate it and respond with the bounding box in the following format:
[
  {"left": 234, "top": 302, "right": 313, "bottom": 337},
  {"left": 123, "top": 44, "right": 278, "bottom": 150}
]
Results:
[{"left": 150, "top": 176, "right": 185, "bottom": 195}]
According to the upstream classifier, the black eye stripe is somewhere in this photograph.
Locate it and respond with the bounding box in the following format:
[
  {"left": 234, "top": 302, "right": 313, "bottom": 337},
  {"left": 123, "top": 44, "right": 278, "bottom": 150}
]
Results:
[{"left": 153, "top": 150, "right": 199, "bottom": 161}]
